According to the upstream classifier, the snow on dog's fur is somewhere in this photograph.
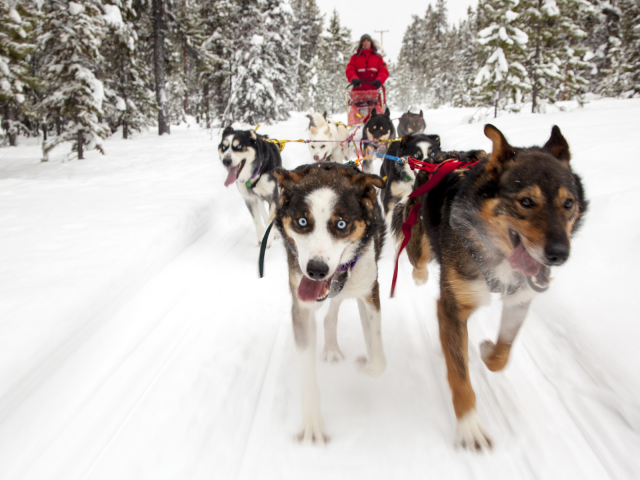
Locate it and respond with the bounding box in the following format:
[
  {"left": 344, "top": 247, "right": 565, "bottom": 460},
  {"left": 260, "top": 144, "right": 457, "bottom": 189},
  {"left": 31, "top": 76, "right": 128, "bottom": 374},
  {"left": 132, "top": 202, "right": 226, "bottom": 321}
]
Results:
[
  {"left": 272, "top": 162, "right": 386, "bottom": 443},
  {"left": 306, "top": 112, "right": 350, "bottom": 163}
]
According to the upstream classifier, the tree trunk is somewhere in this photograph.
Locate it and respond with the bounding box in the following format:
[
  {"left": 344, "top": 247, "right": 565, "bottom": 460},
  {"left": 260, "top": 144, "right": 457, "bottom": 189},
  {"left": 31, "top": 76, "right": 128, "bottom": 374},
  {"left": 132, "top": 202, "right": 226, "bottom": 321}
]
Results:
[
  {"left": 56, "top": 115, "right": 61, "bottom": 136},
  {"left": 152, "top": 0, "right": 170, "bottom": 135},
  {"left": 123, "top": 120, "right": 128, "bottom": 139},
  {"left": 78, "top": 130, "right": 84, "bottom": 160},
  {"left": 42, "top": 122, "right": 47, "bottom": 141},
  {"left": 4, "top": 104, "right": 17, "bottom": 146},
  {"left": 203, "top": 82, "right": 210, "bottom": 129}
]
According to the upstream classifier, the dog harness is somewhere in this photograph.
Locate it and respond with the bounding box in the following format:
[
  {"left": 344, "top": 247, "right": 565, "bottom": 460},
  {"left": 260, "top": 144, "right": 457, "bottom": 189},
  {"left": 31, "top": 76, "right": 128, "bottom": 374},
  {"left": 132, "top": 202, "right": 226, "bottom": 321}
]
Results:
[{"left": 245, "top": 160, "right": 263, "bottom": 189}]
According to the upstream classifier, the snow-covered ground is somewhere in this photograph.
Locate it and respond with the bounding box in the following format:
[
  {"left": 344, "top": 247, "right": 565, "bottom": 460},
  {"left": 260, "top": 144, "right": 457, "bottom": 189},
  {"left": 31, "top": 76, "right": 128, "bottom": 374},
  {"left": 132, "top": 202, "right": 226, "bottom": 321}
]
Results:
[{"left": 0, "top": 99, "right": 639, "bottom": 479}]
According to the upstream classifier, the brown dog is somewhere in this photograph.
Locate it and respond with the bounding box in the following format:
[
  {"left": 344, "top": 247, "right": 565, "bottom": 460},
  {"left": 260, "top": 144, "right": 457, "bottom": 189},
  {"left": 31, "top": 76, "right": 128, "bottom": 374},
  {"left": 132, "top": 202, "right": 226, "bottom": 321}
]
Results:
[{"left": 393, "top": 125, "right": 587, "bottom": 450}]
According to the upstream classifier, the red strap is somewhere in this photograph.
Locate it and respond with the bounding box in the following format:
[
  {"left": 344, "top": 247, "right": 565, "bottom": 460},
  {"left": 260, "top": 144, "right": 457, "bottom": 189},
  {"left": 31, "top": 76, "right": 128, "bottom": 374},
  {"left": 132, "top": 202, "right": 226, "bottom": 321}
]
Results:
[
  {"left": 390, "top": 201, "right": 421, "bottom": 298},
  {"left": 409, "top": 161, "right": 470, "bottom": 198}
]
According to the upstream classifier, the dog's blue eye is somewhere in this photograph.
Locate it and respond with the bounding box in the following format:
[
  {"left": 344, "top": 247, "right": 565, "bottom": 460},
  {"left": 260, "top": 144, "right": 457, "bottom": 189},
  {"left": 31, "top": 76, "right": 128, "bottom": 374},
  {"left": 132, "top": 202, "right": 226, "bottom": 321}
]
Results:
[
  {"left": 337, "top": 220, "right": 347, "bottom": 230},
  {"left": 520, "top": 197, "right": 534, "bottom": 208},
  {"left": 298, "top": 218, "right": 307, "bottom": 227},
  {"left": 221, "top": 145, "right": 227, "bottom": 151},
  {"left": 564, "top": 199, "right": 574, "bottom": 209}
]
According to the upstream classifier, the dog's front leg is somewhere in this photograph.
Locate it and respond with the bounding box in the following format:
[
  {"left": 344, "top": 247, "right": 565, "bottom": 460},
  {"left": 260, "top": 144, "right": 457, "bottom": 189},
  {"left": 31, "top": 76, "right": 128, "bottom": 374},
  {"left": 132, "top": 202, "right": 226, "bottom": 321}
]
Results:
[
  {"left": 355, "top": 281, "right": 387, "bottom": 377},
  {"left": 438, "top": 271, "right": 492, "bottom": 451},
  {"left": 322, "top": 298, "right": 345, "bottom": 363},
  {"left": 480, "top": 298, "right": 531, "bottom": 372},
  {"left": 292, "top": 300, "right": 328, "bottom": 444},
  {"left": 244, "top": 199, "right": 266, "bottom": 245}
]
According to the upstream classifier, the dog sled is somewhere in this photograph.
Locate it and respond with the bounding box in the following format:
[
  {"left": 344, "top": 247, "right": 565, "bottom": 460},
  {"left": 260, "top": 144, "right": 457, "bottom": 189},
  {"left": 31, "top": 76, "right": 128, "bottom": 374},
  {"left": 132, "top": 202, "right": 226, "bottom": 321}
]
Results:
[{"left": 346, "top": 81, "right": 386, "bottom": 126}]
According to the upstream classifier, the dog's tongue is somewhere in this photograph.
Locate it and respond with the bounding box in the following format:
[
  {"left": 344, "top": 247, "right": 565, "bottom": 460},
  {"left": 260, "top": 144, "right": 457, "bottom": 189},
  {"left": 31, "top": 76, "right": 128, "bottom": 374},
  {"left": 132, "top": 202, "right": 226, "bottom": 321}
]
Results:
[
  {"left": 297, "top": 276, "right": 325, "bottom": 302},
  {"left": 224, "top": 166, "right": 238, "bottom": 187},
  {"left": 509, "top": 242, "right": 541, "bottom": 277}
]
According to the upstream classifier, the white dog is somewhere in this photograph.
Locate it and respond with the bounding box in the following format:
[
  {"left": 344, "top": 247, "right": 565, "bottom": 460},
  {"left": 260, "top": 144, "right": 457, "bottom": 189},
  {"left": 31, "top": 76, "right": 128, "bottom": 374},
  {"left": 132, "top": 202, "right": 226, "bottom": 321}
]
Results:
[{"left": 307, "top": 112, "right": 350, "bottom": 163}]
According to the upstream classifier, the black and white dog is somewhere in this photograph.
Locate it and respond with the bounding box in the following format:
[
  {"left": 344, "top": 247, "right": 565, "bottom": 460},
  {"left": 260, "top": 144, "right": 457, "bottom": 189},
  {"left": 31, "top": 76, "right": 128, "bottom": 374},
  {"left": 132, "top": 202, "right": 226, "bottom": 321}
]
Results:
[
  {"left": 397, "top": 110, "right": 426, "bottom": 137},
  {"left": 272, "top": 162, "right": 387, "bottom": 443},
  {"left": 380, "top": 133, "right": 441, "bottom": 224},
  {"left": 361, "top": 108, "right": 396, "bottom": 174},
  {"left": 219, "top": 126, "right": 281, "bottom": 247}
]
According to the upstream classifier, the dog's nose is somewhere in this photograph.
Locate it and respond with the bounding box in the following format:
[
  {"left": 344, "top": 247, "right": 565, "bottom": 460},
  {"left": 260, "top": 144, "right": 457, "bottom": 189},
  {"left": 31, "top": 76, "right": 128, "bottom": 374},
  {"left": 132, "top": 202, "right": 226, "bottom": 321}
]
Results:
[
  {"left": 544, "top": 243, "right": 569, "bottom": 265},
  {"left": 307, "top": 259, "right": 329, "bottom": 280},
  {"left": 222, "top": 158, "right": 231, "bottom": 167},
  {"left": 313, "top": 155, "right": 319, "bottom": 161}
]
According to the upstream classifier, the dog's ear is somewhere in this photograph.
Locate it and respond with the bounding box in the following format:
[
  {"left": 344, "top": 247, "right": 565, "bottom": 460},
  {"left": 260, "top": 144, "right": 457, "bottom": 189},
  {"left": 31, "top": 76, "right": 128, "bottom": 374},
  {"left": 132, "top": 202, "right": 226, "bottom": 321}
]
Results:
[
  {"left": 400, "top": 134, "right": 412, "bottom": 149},
  {"left": 272, "top": 167, "right": 304, "bottom": 189},
  {"left": 429, "top": 134, "right": 441, "bottom": 147},
  {"left": 310, "top": 126, "right": 318, "bottom": 135},
  {"left": 370, "top": 109, "right": 377, "bottom": 118},
  {"left": 250, "top": 129, "right": 257, "bottom": 141},
  {"left": 419, "top": 110, "right": 424, "bottom": 117},
  {"left": 543, "top": 125, "right": 571, "bottom": 162},
  {"left": 222, "top": 126, "right": 234, "bottom": 137},
  {"left": 306, "top": 114, "right": 315, "bottom": 128},
  {"left": 384, "top": 107, "right": 391, "bottom": 117},
  {"left": 350, "top": 172, "right": 385, "bottom": 209},
  {"left": 323, "top": 125, "right": 330, "bottom": 135},
  {"left": 323, "top": 111, "right": 327, "bottom": 121},
  {"left": 484, "top": 124, "right": 515, "bottom": 168}
]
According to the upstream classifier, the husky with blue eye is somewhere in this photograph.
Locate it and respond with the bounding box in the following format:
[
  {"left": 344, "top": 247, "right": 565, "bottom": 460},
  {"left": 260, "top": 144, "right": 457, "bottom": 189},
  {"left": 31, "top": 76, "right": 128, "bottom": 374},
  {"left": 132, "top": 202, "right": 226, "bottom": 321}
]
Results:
[
  {"left": 272, "top": 162, "right": 387, "bottom": 443},
  {"left": 218, "top": 126, "right": 281, "bottom": 247}
]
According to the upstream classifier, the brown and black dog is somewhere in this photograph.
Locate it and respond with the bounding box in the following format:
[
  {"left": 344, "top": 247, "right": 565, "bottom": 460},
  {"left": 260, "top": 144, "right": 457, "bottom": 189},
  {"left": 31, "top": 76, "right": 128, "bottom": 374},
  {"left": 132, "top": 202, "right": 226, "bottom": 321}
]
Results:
[
  {"left": 393, "top": 124, "right": 587, "bottom": 450},
  {"left": 273, "top": 162, "right": 387, "bottom": 443}
]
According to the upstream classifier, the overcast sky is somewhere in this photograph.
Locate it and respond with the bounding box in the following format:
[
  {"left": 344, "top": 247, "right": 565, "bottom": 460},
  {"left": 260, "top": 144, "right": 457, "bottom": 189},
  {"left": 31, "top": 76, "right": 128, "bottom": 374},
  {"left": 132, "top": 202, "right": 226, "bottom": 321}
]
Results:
[{"left": 316, "top": 0, "right": 479, "bottom": 62}]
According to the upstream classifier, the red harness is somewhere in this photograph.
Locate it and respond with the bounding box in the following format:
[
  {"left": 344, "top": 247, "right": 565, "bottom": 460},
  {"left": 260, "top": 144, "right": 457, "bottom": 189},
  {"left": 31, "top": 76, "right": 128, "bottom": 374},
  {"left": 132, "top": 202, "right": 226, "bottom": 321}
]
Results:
[{"left": 390, "top": 159, "right": 479, "bottom": 297}]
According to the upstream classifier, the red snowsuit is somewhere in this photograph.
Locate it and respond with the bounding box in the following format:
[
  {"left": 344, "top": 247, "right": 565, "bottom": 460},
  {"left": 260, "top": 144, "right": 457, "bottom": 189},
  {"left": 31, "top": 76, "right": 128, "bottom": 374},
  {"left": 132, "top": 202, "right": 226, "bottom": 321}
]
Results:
[{"left": 345, "top": 48, "right": 389, "bottom": 91}]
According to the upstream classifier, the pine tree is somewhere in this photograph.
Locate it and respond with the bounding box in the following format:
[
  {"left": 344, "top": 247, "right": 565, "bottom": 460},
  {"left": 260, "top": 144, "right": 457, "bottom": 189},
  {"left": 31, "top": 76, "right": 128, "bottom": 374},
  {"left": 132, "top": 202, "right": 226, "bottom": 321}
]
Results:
[
  {"left": 449, "top": 11, "right": 480, "bottom": 107},
  {"left": 522, "top": 0, "right": 592, "bottom": 112},
  {"left": 38, "top": 0, "right": 110, "bottom": 160},
  {"left": 101, "top": 2, "right": 156, "bottom": 139},
  {"left": 592, "top": 1, "right": 624, "bottom": 96},
  {"left": 473, "top": 0, "right": 531, "bottom": 116},
  {"left": 389, "top": 15, "right": 426, "bottom": 110},
  {"left": 291, "top": 0, "right": 323, "bottom": 111},
  {"left": 152, "top": 0, "right": 170, "bottom": 134},
  {"left": 619, "top": 0, "right": 640, "bottom": 95},
  {"left": 0, "top": 0, "right": 39, "bottom": 146},
  {"left": 230, "top": 0, "right": 295, "bottom": 124},
  {"left": 313, "top": 9, "right": 352, "bottom": 114}
]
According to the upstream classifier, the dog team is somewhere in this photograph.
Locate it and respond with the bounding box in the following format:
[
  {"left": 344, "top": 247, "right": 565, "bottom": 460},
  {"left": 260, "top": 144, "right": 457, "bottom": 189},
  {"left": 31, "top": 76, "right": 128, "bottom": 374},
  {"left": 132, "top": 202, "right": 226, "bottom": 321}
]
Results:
[{"left": 217, "top": 108, "right": 587, "bottom": 451}]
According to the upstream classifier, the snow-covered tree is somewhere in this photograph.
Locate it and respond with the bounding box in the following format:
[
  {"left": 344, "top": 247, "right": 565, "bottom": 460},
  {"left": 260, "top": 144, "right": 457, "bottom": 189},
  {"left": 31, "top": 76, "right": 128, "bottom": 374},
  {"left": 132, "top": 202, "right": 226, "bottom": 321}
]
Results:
[
  {"left": 619, "top": 0, "right": 640, "bottom": 95},
  {"left": 228, "top": 0, "right": 294, "bottom": 125},
  {"left": 522, "top": 0, "right": 592, "bottom": 111},
  {"left": 389, "top": 15, "right": 427, "bottom": 110},
  {"left": 313, "top": 9, "right": 352, "bottom": 114},
  {"left": 101, "top": 2, "right": 156, "bottom": 138},
  {"left": 291, "top": 0, "right": 323, "bottom": 111},
  {"left": 474, "top": 0, "right": 531, "bottom": 115},
  {"left": 0, "top": 0, "right": 39, "bottom": 146},
  {"left": 38, "top": 0, "right": 110, "bottom": 159}
]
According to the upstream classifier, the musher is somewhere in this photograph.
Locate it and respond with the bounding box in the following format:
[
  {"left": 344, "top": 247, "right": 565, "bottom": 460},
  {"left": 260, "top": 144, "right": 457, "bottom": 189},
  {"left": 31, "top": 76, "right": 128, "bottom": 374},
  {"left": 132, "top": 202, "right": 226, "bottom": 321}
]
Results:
[{"left": 345, "top": 34, "right": 389, "bottom": 92}]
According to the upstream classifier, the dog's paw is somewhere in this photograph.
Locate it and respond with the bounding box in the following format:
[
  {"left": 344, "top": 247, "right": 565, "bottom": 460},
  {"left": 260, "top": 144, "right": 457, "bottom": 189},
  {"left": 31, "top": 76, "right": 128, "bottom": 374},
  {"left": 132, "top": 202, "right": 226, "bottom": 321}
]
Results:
[
  {"left": 455, "top": 409, "right": 492, "bottom": 452},
  {"left": 355, "top": 355, "right": 386, "bottom": 377},
  {"left": 480, "top": 340, "right": 510, "bottom": 372},
  {"left": 322, "top": 347, "right": 345, "bottom": 363},
  {"left": 412, "top": 266, "right": 429, "bottom": 286},
  {"left": 296, "top": 415, "right": 329, "bottom": 445}
]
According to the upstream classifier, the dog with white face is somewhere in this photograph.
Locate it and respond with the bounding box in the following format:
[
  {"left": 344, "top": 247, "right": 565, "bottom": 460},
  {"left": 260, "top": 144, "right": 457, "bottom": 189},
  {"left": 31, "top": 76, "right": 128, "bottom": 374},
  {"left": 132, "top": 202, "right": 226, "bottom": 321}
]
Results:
[
  {"left": 273, "top": 162, "right": 387, "bottom": 443},
  {"left": 306, "top": 112, "right": 350, "bottom": 164},
  {"left": 218, "top": 126, "right": 281, "bottom": 247}
]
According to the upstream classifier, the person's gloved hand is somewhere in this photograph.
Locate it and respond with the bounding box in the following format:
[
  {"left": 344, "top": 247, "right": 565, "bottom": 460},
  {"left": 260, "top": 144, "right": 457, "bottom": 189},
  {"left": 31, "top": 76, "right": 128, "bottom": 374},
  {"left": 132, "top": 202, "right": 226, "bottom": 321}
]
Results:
[
  {"left": 351, "top": 79, "right": 361, "bottom": 87},
  {"left": 373, "top": 80, "right": 382, "bottom": 89}
]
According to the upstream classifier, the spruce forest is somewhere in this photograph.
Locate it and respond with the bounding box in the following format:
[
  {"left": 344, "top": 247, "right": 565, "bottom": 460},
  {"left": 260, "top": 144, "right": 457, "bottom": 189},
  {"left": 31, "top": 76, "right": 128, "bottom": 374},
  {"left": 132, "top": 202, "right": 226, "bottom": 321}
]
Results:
[{"left": 0, "top": 0, "right": 638, "bottom": 158}]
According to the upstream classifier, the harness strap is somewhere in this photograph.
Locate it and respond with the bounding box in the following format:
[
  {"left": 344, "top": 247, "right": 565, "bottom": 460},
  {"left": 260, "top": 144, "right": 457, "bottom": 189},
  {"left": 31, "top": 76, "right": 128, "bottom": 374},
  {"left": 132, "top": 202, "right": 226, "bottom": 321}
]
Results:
[
  {"left": 259, "top": 220, "right": 274, "bottom": 278},
  {"left": 390, "top": 202, "right": 421, "bottom": 298}
]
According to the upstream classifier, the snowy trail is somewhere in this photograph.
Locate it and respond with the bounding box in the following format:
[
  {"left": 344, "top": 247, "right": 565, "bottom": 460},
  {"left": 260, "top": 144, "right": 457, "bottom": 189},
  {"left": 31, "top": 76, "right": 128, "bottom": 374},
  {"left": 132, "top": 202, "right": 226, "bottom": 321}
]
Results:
[{"left": 1, "top": 101, "right": 639, "bottom": 479}]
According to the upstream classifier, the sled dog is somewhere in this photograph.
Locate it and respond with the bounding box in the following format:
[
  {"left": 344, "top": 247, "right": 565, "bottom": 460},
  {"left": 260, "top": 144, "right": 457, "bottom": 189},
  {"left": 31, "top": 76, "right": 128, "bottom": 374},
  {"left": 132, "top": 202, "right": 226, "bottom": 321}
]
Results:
[
  {"left": 273, "top": 162, "right": 387, "bottom": 443},
  {"left": 397, "top": 110, "right": 426, "bottom": 138},
  {"left": 392, "top": 125, "right": 587, "bottom": 450},
  {"left": 219, "top": 126, "right": 281, "bottom": 247},
  {"left": 307, "top": 112, "right": 350, "bottom": 164},
  {"left": 361, "top": 107, "right": 396, "bottom": 173},
  {"left": 380, "top": 133, "right": 441, "bottom": 224}
]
